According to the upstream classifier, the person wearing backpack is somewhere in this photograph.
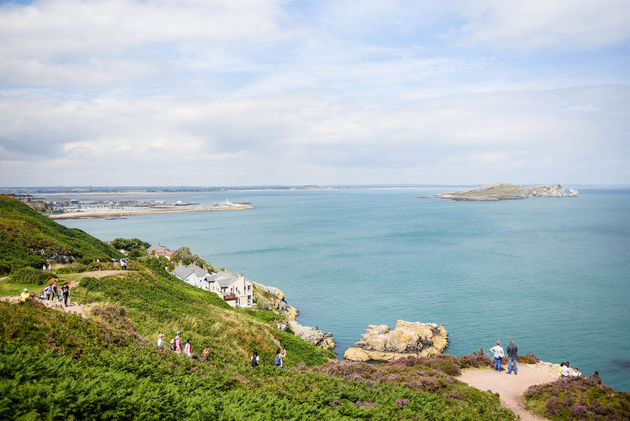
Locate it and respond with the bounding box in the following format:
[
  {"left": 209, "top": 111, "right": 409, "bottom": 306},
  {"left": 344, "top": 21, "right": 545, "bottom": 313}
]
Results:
[
  {"left": 251, "top": 350, "right": 260, "bottom": 367},
  {"left": 202, "top": 347, "right": 211, "bottom": 362},
  {"left": 274, "top": 347, "right": 286, "bottom": 369},
  {"left": 61, "top": 284, "right": 70, "bottom": 307},
  {"left": 173, "top": 331, "right": 183, "bottom": 353}
]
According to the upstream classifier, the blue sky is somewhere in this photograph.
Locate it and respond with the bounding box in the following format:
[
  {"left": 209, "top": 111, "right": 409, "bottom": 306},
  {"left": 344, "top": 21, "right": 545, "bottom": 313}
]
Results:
[{"left": 0, "top": 0, "right": 629, "bottom": 186}]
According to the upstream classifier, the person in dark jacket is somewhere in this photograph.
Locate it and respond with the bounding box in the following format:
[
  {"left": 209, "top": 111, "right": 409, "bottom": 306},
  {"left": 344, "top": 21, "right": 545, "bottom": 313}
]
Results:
[
  {"left": 61, "top": 284, "right": 70, "bottom": 307},
  {"left": 506, "top": 339, "right": 518, "bottom": 375}
]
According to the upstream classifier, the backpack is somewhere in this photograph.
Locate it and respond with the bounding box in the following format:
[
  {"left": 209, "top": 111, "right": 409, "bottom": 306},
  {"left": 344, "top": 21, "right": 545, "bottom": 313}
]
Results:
[
  {"left": 251, "top": 355, "right": 259, "bottom": 367},
  {"left": 170, "top": 338, "right": 176, "bottom": 351},
  {"left": 274, "top": 355, "right": 281, "bottom": 366}
]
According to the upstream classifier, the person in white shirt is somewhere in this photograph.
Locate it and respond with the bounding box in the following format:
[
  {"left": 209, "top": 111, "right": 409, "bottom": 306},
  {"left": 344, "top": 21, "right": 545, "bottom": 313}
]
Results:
[
  {"left": 489, "top": 340, "right": 505, "bottom": 372},
  {"left": 157, "top": 333, "right": 165, "bottom": 348},
  {"left": 561, "top": 361, "right": 571, "bottom": 377}
]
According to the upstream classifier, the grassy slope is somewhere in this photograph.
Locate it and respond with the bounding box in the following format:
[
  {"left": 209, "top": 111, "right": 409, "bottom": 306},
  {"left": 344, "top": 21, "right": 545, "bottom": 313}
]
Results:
[
  {"left": 0, "top": 195, "right": 123, "bottom": 273},
  {"left": 71, "top": 263, "right": 334, "bottom": 367},
  {"left": 0, "top": 302, "right": 514, "bottom": 420}
]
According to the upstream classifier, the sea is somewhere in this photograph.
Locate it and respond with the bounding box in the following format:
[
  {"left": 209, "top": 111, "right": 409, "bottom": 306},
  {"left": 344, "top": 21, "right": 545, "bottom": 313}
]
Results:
[{"left": 55, "top": 186, "right": 630, "bottom": 391}]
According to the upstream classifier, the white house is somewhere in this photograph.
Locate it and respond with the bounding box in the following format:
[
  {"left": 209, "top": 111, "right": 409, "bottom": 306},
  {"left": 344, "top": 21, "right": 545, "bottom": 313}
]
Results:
[
  {"left": 205, "top": 271, "right": 253, "bottom": 308},
  {"left": 171, "top": 263, "right": 252, "bottom": 308},
  {"left": 171, "top": 263, "right": 212, "bottom": 289}
]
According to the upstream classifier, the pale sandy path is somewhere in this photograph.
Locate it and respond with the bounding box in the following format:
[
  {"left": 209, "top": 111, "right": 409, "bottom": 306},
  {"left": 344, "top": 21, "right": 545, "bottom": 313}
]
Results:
[{"left": 459, "top": 363, "right": 560, "bottom": 421}]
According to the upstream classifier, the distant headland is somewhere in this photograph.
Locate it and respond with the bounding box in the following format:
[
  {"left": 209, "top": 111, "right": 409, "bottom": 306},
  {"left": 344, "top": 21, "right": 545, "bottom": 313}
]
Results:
[{"left": 435, "top": 183, "right": 579, "bottom": 201}]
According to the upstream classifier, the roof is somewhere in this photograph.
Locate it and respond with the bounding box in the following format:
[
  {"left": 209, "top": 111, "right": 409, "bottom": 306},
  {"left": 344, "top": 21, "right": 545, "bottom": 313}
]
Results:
[
  {"left": 147, "top": 243, "right": 168, "bottom": 254},
  {"left": 207, "top": 271, "right": 241, "bottom": 288},
  {"left": 171, "top": 263, "right": 193, "bottom": 280},
  {"left": 187, "top": 263, "right": 209, "bottom": 278}
]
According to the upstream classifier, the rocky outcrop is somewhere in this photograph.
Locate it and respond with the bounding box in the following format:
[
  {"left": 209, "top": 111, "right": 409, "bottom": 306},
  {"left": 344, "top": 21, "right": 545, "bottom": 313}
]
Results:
[
  {"left": 253, "top": 281, "right": 334, "bottom": 350},
  {"left": 435, "top": 183, "right": 576, "bottom": 201},
  {"left": 288, "top": 320, "right": 335, "bottom": 351},
  {"left": 569, "top": 188, "right": 579, "bottom": 197},
  {"left": 252, "top": 282, "right": 298, "bottom": 320},
  {"left": 344, "top": 321, "right": 448, "bottom": 362}
]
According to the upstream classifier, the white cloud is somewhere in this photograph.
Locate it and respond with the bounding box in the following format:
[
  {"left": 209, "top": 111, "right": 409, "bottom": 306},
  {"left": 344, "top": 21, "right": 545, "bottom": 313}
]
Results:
[
  {"left": 453, "top": 0, "right": 630, "bottom": 50},
  {"left": 0, "top": 86, "right": 628, "bottom": 185}
]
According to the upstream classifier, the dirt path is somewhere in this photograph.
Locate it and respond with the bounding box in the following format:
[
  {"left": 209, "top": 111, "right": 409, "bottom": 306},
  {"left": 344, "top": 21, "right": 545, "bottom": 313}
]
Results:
[
  {"left": 459, "top": 363, "right": 560, "bottom": 420},
  {"left": 70, "top": 270, "right": 128, "bottom": 279}
]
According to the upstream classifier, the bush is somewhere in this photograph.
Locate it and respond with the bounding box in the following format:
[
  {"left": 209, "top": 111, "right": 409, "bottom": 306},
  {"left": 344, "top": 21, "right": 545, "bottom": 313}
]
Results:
[
  {"left": 517, "top": 353, "right": 540, "bottom": 364},
  {"left": 111, "top": 238, "right": 150, "bottom": 251},
  {"left": 7, "top": 267, "right": 56, "bottom": 285},
  {"left": 525, "top": 376, "right": 630, "bottom": 420}
]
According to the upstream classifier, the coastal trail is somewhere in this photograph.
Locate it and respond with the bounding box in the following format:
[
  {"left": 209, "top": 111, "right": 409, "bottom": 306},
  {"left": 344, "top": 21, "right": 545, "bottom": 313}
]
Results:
[
  {"left": 0, "top": 270, "right": 129, "bottom": 318},
  {"left": 458, "top": 363, "right": 559, "bottom": 421}
]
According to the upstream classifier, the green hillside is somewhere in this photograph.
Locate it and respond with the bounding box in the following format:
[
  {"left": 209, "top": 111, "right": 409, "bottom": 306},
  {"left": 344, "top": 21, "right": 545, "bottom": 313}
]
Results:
[
  {"left": 0, "top": 197, "right": 518, "bottom": 419},
  {"left": 0, "top": 195, "right": 123, "bottom": 274}
]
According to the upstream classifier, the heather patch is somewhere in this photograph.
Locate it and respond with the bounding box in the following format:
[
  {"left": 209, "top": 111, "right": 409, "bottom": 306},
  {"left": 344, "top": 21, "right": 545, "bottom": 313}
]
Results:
[{"left": 524, "top": 376, "right": 630, "bottom": 420}]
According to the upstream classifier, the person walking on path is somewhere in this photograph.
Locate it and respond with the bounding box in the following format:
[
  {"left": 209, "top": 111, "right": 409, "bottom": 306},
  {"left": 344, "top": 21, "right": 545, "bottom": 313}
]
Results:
[
  {"left": 157, "top": 333, "right": 165, "bottom": 348},
  {"left": 506, "top": 339, "right": 518, "bottom": 375},
  {"left": 51, "top": 282, "right": 60, "bottom": 301},
  {"left": 184, "top": 338, "right": 193, "bottom": 357},
  {"left": 44, "top": 285, "right": 52, "bottom": 301},
  {"left": 251, "top": 350, "right": 260, "bottom": 367},
  {"left": 61, "top": 284, "right": 70, "bottom": 307},
  {"left": 20, "top": 288, "right": 30, "bottom": 302},
  {"left": 489, "top": 340, "right": 505, "bottom": 372},
  {"left": 274, "top": 348, "right": 286, "bottom": 369},
  {"left": 174, "top": 331, "right": 183, "bottom": 353}
]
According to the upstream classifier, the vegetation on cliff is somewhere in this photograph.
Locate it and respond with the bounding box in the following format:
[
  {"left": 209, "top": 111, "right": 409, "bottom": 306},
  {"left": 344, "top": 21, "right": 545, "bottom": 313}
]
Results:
[
  {"left": 524, "top": 376, "right": 630, "bottom": 420},
  {"left": 0, "top": 195, "right": 123, "bottom": 274}
]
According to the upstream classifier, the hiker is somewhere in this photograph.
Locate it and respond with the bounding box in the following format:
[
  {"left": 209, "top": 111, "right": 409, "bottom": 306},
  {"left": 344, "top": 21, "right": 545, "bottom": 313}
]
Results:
[
  {"left": 251, "top": 350, "right": 260, "bottom": 367},
  {"left": 489, "top": 340, "right": 505, "bottom": 372},
  {"left": 506, "top": 339, "right": 518, "bottom": 375},
  {"left": 120, "top": 259, "right": 127, "bottom": 270},
  {"left": 561, "top": 361, "right": 571, "bottom": 377},
  {"left": 590, "top": 370, "right": 602, "bottom": 384},
  {"left": 202, "top": 347, "right": 211, "bottom": 361},
  {"left": 157, "top": 333, "right": 165, "bottom": 348},
  {"left": 42, "top": 264, "right": 46, "bottom": 271},
  {"left": 44, "top": 285, "right": 52, "bottom": 301},
  {"left": 51, "top": 282, "right": 60, "bottom": 301},
  {"left": 173, "top": 331, "right": 183, "bottom": 353},
  {"left": 571, "top": 367, "right": 582, "bottom": 377},
  {"left": 274, "top": 347, "right": 286, "bottom": 369},
  {"left": 20, "top": 288, "right": 30, "bottom": 302},
  {"left": 61, "top": 284, "right": 70, "bottom": 307},
  {"left": 184, "top": 338, "right": 192, "bottom": 357}
]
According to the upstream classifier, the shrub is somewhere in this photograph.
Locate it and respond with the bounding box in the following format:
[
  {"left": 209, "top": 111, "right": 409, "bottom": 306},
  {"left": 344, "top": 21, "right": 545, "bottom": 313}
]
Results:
[
  {"left": 7, "top": 267, "right": 56, "bottom": 285},
  {"left": 525, "top": 376, "right": 630, "bottom": 420},
  {"left": 517, "top": 353, "right": 539, "bottom": 364}
]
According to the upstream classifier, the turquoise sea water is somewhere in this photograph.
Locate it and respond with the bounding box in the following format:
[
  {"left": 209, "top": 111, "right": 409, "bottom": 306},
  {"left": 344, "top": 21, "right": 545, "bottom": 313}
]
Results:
[{"left": 58, "top": 187, "right": 630, "bottom": 391}]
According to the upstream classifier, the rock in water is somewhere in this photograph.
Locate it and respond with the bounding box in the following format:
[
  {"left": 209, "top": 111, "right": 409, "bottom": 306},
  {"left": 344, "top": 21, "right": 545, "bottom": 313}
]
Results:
[
  {"left": 288, "top": 321, "right": 335, "bottom": 351},
  {"left": 569, "top": 188, "right": 579, "bottom": 197},
  {"left": 344, "top": 320, "right": 448, "bottom": 362}
]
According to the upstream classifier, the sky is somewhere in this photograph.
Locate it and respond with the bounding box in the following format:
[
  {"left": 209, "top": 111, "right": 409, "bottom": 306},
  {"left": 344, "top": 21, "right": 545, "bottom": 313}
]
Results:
[{"left": 0, "top": 0, "right": 629, "bottom": 186}]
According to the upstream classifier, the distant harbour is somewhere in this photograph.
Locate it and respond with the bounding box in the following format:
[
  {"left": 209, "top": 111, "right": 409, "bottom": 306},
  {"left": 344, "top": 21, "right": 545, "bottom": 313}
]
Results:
[{"left": 49, "top": 201, "right": 253, "bottom": 219}]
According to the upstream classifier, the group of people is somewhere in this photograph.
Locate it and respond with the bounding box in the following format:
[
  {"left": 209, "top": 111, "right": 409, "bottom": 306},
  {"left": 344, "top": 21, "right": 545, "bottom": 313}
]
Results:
[
  {"left": 250, "top": 348, "right": 286, "bottom": 369},
  {"left": 157, "top": 331, "right": 211, "bottom": 361},
  {"left": 489, "top": 339, "right": 519, "bottom": 374},
  {"left": 559, "top": 361, "right": 583, "bottom": 378},
  {"left": 20, "top": 282, "right": 70, "bottom": 307},
  {"left": 157, "top": 332, "right": 287, "bottom": 369}
]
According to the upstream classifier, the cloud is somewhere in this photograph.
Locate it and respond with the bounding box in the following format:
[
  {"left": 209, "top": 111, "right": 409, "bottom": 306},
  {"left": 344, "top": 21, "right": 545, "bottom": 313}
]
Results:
[
  {"left": 453, "top": 0, "right": 630, "bottom": 50},
  {"left": 1, "top": 86, "right": 628, "bottom": 185}
]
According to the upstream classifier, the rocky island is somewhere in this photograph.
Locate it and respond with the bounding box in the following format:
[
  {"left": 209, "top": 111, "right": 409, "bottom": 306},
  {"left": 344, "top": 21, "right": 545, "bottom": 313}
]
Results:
[
  {"left": 435, "top": 182, "right": 579, "bottom": 201},
  {"left": 344, "top": 320, "right": 448, "bottom": 362}
]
